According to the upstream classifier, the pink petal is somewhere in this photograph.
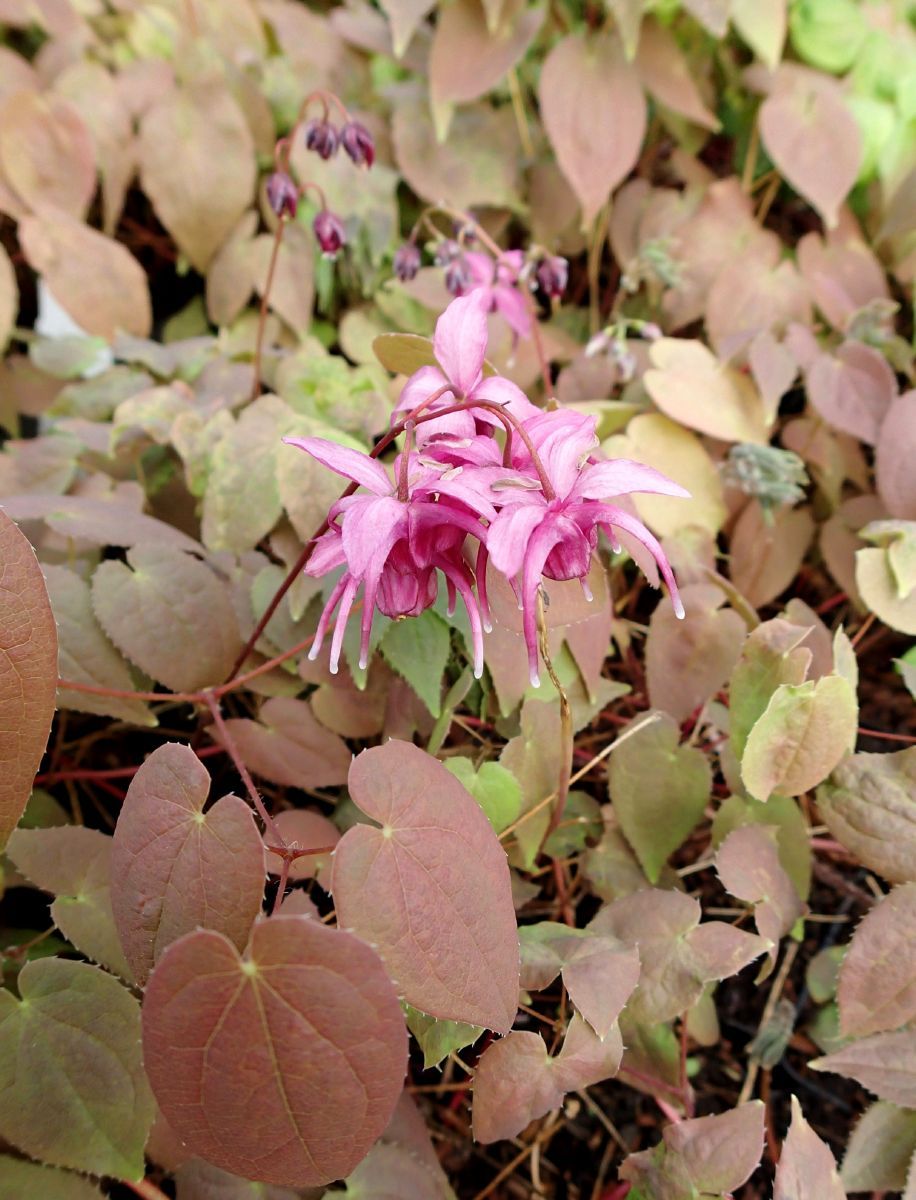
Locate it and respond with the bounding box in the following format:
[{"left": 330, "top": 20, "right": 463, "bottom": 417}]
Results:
[
  {"left": 283, "top": 436, "right": 392, "bottom": 496},
  {"left": 600, "top": 505, "right": 684, "bottom": 619},
  {"left": 433, "top": 292, "right": 490, "bottom": 398},
  {"left": 465, "top": 251, "right": 496, "bottom": 287},
  {"left": 340, "top": 495, "right": 408, "bottom": 579},
  {"left": 395, "top": 364, "right": 452, "bottom": 418},
  {"left": 328, "top": 576, "right": 361, "bottom": 674},
  {"left": 486, "top": 499, "right": 548, "bottom": 579},
  {"left": 304, "top": 530, "right": 347, "bottom": 576},
  {"left": 436, "top": 555, "right": 485, "bottom": 678},
  {"left": 521, "top": 517, "right": 570, "bottom": 687},
  {"left": 308, "top": 573, "right": 350, "bottom": 662},
  {"left": 493, "top": 285, "right": 532, "bottom": 339},
  {"left": 571, "top": 459, "right": 690, "bottom": 502},
  {"left": 471, "top": 375, "right": 541, "bottom": 425}
]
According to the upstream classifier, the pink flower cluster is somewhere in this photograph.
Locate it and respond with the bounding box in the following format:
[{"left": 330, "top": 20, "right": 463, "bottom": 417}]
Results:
[{"left": 284, "top": 293, "right": 687, "bottom": 686}]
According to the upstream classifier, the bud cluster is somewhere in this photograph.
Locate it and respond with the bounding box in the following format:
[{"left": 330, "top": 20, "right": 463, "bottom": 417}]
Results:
[{"left": 303, "top": 117, "right": 375, "bottom": 168}]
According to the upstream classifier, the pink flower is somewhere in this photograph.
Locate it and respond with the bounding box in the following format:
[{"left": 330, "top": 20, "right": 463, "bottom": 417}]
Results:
[
  {"left": 282, "top": 437, "right": 493, "bottom": 677},
  {"left": 485, "top": 415, "right": 689, "bottom": 686},
  {"left": 466, "top": 250, "right": 532, "bottom": 340},
  {"left": 395, "top": 291, "right": 538, "bottom": 444}
]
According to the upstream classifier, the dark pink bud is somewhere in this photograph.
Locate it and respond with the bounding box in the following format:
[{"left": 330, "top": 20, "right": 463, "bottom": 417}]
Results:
[
  {"left": 435, "top": 239, "right": 462, "bottom": 266},
  {"left": 444, "top": 256, "right": 471, "bottom": 296},
  {"left": 340, "top": 120, "right": 375, "bottom": 168},
  {"left": 304, "top": 118, "right": 339, "bottom": 160},
  {"left": 393, "top": 242, "right": 421, "bottom": 282},
  {"left": 535, "top": 255, "right": 568, "bottom": 299},
  {"left": 313, "top": 209, "right": 346, "bottom": 258},
  {"left": 265, "top": 171, "right": 298, "bottom": 219}
]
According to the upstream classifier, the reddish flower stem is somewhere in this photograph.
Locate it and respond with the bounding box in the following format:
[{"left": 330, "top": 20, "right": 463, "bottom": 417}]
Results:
[
  {"left": 202, "top": 691, "right": 285, "bottom": 847},
  {"left": 250, "top": 216, "right": 286, "bottom": 401}
]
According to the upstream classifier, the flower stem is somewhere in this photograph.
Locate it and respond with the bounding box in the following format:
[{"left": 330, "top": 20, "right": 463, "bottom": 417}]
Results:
[
  {"left": 202, "top": 690, "right": 285, "bottom": 848},
  {"left": 535, "top": 592, "right": 572, "bottom": 854},
  {"left": 250, "top": 216, "right": 286, "bottom": 402}
]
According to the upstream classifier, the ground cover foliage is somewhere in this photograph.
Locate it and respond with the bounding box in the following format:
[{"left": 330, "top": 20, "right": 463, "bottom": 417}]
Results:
[{"left": 0, "top": 0, "right": 915, "bottom": 1197}]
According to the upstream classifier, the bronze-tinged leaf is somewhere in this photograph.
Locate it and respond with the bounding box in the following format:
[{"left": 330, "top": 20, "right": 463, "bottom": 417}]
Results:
[
  {"left": 806, "top": 340, "right": 897, "bottom": 445},
  {"left": 2, "top": 493, "right": 203, "bottom": 554},
  {"left": 213, "top": 697, "right": 351, "bottom": 791},
  {"left": 0, "top": 89, "right": 95, "bottom": 218},
  {"left": 730, "top": 501, "right": 815, "bottom": 609},
  {"left": 0, "top": 241, "right": 16, "bottom": 350},
  {"left": 430, "top": 0, "right": 544, "bottom": 106},
  {"left": 18, "top": 210, "right": 151, "bottom": 340},
  {"left": 635, "top": 19, "right": 719, "bottom": 131},
  {"left": 877, "top": 391, "right": 916, "bottom": 520},
  {"left": 0, "top": 959, "right": 154, "bottom": 1179},
  {"left": 817, "top": 748, "right": 916, "bottom": 884},
  {"left": 811, "top": 1030, "right": 916, "bottom": 1107},
  {"left": 837, "top": 884, "right": 916, "bottom": 1037},
  {"left": 142, "top": 918, "right": 407, "bottom": 1187},
  {"left": 775, "top": 1096, "right": 844, "bottom": 1200},
  {"left": 378, "top": 0, "right": 435, "bottom": 55},
  {"left": 250, "top": 223, "right": 315, "bottom": 335},
  {"left": 266, "top": 808, "right": 340, "bottom": 882},
  {"left": 340, "top": 1138, "right": 454, "bottom": 1200},
  {"left": 729, "top": 618, "right": 811, "bottom": 761},
  {"left": 0, "top": 508, "right": 57, "bottom": 851},
  {"left": 841, "top": 1101, "right": 916, "bottom": 1193},
  {"left": 561, "top": 935, "right": 640, "bottom": 1040},
  {"left": 332, "top": 741, "right": 520, "bottom": 1033},
  {"left": 6, "top": 825, "right": 133, "bottom": 980},
  {"left": 174, "top": 1158, "right": 300, "bottom": 1200},
  {"left": 111, "top": 742, "right": 265, "bottom": 985},
  {"left": 43, "top": 564, "right": 155, "bottom": 727},
  {"left": 91, "top": 545, "right": 244, "bottom": 693},
  {"left": 620, "top": 1102, "right": 765, "bottom": 1197},
  {"left": 0, "top": 1154, "right": 103, "bottom": 1200},
  {"left": 759, "top": 71, "right": 861, "bottom": 229},
  {"left": 539, "top": 32, "right": 646, "bottom": 223},
  {"left": 138, "top": 77, "right": 256, "bottom": 272},
  {"left": 797, "top": 225, "right": 890, "bottom": 331},
  {"left": 705, "top": 252, "right": 811, "bottom": 362}
]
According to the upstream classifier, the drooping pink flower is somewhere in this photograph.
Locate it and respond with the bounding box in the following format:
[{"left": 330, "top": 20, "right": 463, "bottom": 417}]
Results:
[
  {"left": 282, "top": 436, "right": 493, "bottom": 676},
  {"left": 465, "top": 250, "right": 532, "bottom": 340},
  {"left": 485, "top": 415, "right": 689, "bottom": 685}
]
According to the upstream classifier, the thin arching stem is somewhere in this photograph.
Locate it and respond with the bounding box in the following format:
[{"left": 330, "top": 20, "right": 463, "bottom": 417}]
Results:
[
  {"left": 203, "top": 690, "right": 285, "bottom": 848},
  {"left": 250, "top": 217, "right": 286, "bottom": 401},
  {"left": 534, "top": 592, "right": 572, "bottom": 856}
]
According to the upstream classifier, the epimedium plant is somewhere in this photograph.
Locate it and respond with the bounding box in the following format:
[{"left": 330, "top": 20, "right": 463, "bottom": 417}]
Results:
[{"left": 0, "top": 0, "right": 915, "bottom": 1199}]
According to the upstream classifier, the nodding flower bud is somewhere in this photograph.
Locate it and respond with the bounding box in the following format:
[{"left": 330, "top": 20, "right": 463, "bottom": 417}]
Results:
[
  {"left": 304, "top": 119, "right": 339, "bottom": 160},
  {"left": 434, "top": 238, "right": 462, "bottom": 266},
  {"left": 444, "top": 256, "right": 471, "bottom": 296},
  {"left": 393, "top": 242, "right": 422, "bottom": 282},
  {"left": 313, "top": 209, "right": 346, "bottom": 258},
  {"left": 535, "top": 255, "right": 568, "bottom": 299},
  {"left": 265, "top": 171, "right": 298, "bottom": 219},
  {"left": 340, "top": 120, "right": 375, "bottom": 168}
]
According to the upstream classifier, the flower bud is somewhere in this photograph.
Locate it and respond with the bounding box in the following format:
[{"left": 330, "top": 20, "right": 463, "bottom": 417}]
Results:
[
  {"left": 393, "top": 242, "right": 421, "bottom": 282},
  {"left": 444, "top": 256, "right": 471, "bottom": 296},
  {"left": 434, "top": 238, "right": 462, "bottom": 266},
  {"left": 313, "top": 209, "right": 346, "bottom": 258},
  {"left": 340, "top": 120, "right": 375, "bottom": 168},
  {"left": 535, "top": 255, "right": 568, "bottom": 299},
  {"left": 304, "top": 118, "right": 339, "bottom": 160},
  {"left": 265, "top": 171, "right": 298, "bottom": 219}
]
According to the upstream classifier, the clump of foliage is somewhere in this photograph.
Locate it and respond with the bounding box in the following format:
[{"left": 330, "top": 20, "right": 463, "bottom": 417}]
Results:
[{"left": 0, "top": 0, "right": 915, "bottom": 1198}]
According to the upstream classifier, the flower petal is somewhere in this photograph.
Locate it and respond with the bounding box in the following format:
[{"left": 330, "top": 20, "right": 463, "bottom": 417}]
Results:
[
  {"left": 521, "top": 516, "right": 571, "bottom": 687},
  {"left": 600, "top": 505, "right": 685, "bottom": 618},
  {"left": 433, "top": 292, "right": 490, "bottom": 397},
  {"left": 340, "top": 495, "right": 408, "bottom": 579},
  {"left": 571, "top": 458, "right": 690, "bottom": 502},
  {"left": 465, "top": 251, "right": 496, "bottom": 287},
  {"left": 471, "top": 374, "right": 541, "bottom": 425},
  {"left": 395, "top": 364, "right": 452, "bottom": 418},
  {"left": 493, "top": 285, "right": 532, "bottom": 340},
  {"left": 486, "top": 499, "right": 548, "bottom": 579},
  {"left": 304, "top": 529, "right": 347, "bottom": 576},
  {"left": 283, "top": 436, "right": 392, "bottom": 496}
]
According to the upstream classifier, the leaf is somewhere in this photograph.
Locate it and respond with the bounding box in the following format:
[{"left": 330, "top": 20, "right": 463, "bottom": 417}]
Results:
[
  {"left": 0, "top": 241, "right": 16, "bottom": 350},
  {"left": 706, "top": 253, "right": 811, "bottom": 362},
  {"left": 741, "top": 675, "right": 857, "bottom": 802},
  {"left": 430, "top": 0, "right": 544, "bottom": 106},
  {"left": 806, "top": 341, "right": 897, "bottom": 445},
  {"left": 6, "top": 826, "right": 133, "bottom": 979},
  {"left": 711, "top": 794, "right": 812, "bottom": 903},
  {"left": 111, "top": 742, "right": 265, "bottom": 985},
  {"left": 636, "top": 20, "right": 719, "bottom": 131},
  {"left": 796, "top": 226, "right": 890, "bottom": 332},
  {"left": 378, "top": 0, "right": 435, "bottom": 55},
  {"left": 0, "top": 1155, "right": 103, "bottom": 1200},
  {"left": 811, "top": 1029, "right": 916, "bottom": 1106},
  {"left": 213, "top": 696, "right": 351, "bottom": 790},
  {"left": 716, "top": 825, "right": 805, "bottom": 977},
  {"left": 142, "top": 917, "right": 407, "bottom": 1187},
  {"left": 341, "top": 1139, "right": 454, "bottom": 1200},
  {"left": 19, "top": 210, "right": 151, "bottom": 340},
  {"left": 380, "top": 609, "right": 450, "bottom": 716},
  {"left": 174, "top": 1158, "right": 300, "bottom": 1200},
  {"left": 731, "top": 0, "right": 786, "bottom": 68},
  {"left": 561, "top": 935, "right": 640, "bottom": 1040},
  {"left": 837, "top": 883, "right": 916, "bottom": 1036},
  {"left": 92, "top": 545, "right": 243, "bottom": 693},
  {"left": 818, "top": 747, "right": 916, "bottom": 884},
  {"left": 139, "top": 77, "right": 255, "bottom": 272},
  {"left": 0, "top": 959, "right": 153, "bottom": 1178},
  {"left": 43, "top": 564, "right": 155, "bottom": 726},
  {"left": 620, "top": 1102, "right": 765, "bottom": 1198},
  {"left": 877, "top": 391, "right": 916, "bottom": 520},
  {"left": 444, "top": 758, "right": 522, "bottom": 834},
  {"left": 590, "top": 888, "right": 767, "bottom": 1025},
  {"left": 729, "top": 618, "right": 812, "bottom": 762},
  {"left": 730, "top": 501, "right": 816, "bottom": 609},
  {"left": 646, "top": 584, "right": 746, "bottom": 723},
  {"left": 0, "top": 90, "right": 95, "bottom": 218},
  {"left": 266, "top": 808, "right": 340, "bottom": 881},
  {"left": 608, "top": 712, "right": 711, "bottom": 883},
  {"left": 405, "top": 1006, "right": 482, "bottom": 1071},
  {"left": 499, "top": 697, "right": 564, "bottom": 866},
  {"left": 372, "top": 333, "right": 439, "bottom": 377},
  {"left": 841, "top": 1101, "right": 916, "bottom": 1193},
  {"left": 250, "top": 223, "right": 315, "bottom": 335},
  {"left": 759, "top": 72, "right": 862, "bottom": 228},
  {"left": 857, "top": 545, "right": 916, "bottom": 636},
  {"left": 331, "top": 741, "right": 520, "bottom": 1032},
  {"left": 644, "top": 338, "right": 769, "bottom": 444},
  {"left": 0, "top": 508, "right": 57, "bottom": 851},
  {"left": 539, "top": 32, "right": 646, "bottom": 223},
  {"left": 2, "top": 493, "right": 203, "bottom": 554}
]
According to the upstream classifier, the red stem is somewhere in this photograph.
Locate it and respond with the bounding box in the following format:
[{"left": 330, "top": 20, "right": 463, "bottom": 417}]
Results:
[{"left": 202, "top": 691, "right": 285, "bottom": 847}]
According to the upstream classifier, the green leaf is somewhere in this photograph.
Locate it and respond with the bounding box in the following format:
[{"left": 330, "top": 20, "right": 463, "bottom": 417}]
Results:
[
  {"left": 0, "top": 1155, "right": 103, "bottom": 1200},
  {"left": 0, "top": 959, "right": 154, "bottom": 1178},
  {"left": 608, "top": 712, "right": 711, "bottom": 883},
  {"left": 444, "top": 758, "right": 522, "bottom": 833},
  {"left": 789, "top": 0, "right": 868, "bottom": 74},
  {"left": 741, "top": 675, "right": 858, "bottom": 802},
  {"left": 372, "top": 333, "right": 440, "bottom": 376},
  {"left": 380, "top": 610, "right": 451, "bottom": 716},
  {"left": 729, "top": 618, "right": 812, "bottom": 762},
  {"left": 405, "top": 1005, "right": 483, "bottom": 1070}
]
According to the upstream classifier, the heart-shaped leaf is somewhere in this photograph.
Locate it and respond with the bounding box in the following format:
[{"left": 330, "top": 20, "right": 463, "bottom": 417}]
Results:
[
  {"left": 774, "top": 1096, "right": 845, "bottom": 1200},
  {"left": 837, "top": 883, "right": 916, "bottom": 1036}
]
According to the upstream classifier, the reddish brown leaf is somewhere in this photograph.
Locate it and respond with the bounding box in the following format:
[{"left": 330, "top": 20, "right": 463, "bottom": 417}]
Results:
[
  {"left": 213, "top": 697, "right": 351, "bottom": 791},
  {"left": 636, "top": 19, "right": 719, "bottom": 131},
  {"left": 378, "top": 0, "right": 435, "bottom": 55},
  {"left": 561, "top": 935, "right": 640, "bottom": 1040},
  {"left": 0, "top": 508, "right": 57, "bottom": 850},
  {"left": 332, "top": 741, "right": 520, "bottom": 1032},
  {"left": 111, "top": 742, "right": 265, "bottom": 985},
  {"left": 1, "top": 493, "right": 203, "bottom": 554},
  {"left": 430, "top": 0, "right": 545, "bottom": 106},
  {"left": 539, "top": 31, "right": 646, "bottom": 223},
  {"left": 775, "top": 1096, "right": 844, "bottom": 1200},
  {"left": 837, "top": 883, "right": 916, "bottom": 1037},
  {"left": 0, "top": 90, "right": 95, "bottom": 218},
  {"left": 730, "top": 501, "right": 815, "bottom": 608},
  {"left": 797, "top": 224, "right": 890, "bottom": 331},
  {"left": 806, "top": 340, "right": 897, "bottom": 445},
  {"left": 877, "top": 391, "right": 916, "bottom": 519},
  {"left": 142, "top": 917, "right": 407, "bottom": 1187},
  {"left": 811, "top": 1030, "right": 916, "bottom": 1107}
]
